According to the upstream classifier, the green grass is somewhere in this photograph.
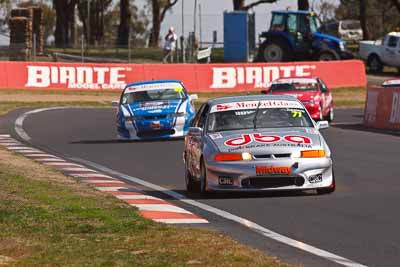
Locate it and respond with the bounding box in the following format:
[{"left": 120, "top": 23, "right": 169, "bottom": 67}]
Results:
[{"left": 0, "top": 149, "right": 295, "bottom": 267}]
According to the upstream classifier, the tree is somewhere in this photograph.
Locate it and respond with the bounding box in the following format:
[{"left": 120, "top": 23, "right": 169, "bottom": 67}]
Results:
[
  {"left": 298, "top": 0, "right": 309, "bottom": 10},
  {"left": 148, "top": 0, "right": 178, "bottom": 47},
  {"left": 77, "top": 0, "right": 112, "bottom": 46},
  {"left": 232, "top": 0, "right": 277, "bottom": 11},
  {"left": 53, "top": 0, "right": 78, "bottom": 47},
  {"left": 359, "top": 0, "right": 369, "bottom": 39},
  {"left": 117, "top": 0, "right": 131, "bottom": 46}
]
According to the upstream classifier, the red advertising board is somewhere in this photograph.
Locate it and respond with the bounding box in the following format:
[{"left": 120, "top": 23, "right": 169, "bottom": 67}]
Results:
[
  {"left": 364, "top": 86, "right": 400, "bottom": 130},
  {"left": 0, "top": 60, "right": 366, "bottom": 92}
]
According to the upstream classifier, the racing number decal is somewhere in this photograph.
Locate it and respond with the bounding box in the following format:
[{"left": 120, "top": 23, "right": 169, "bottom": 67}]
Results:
[
  {"left": 224, "top": 134, "right": 252, "bottom": 147},
  {"left": 291, "top": 111, "right": 302, "bottom": 118},
  {"left": 225, "top": 134, "right": 312, "bottom": 147}
]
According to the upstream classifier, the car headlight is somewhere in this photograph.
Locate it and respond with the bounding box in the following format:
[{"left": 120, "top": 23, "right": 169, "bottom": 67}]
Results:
[
  {"left": 214, "top": 152, "right": 253, "bottom": 161},
  {"left": 339, "top": 42, "right": 345, "bottom": 51}
]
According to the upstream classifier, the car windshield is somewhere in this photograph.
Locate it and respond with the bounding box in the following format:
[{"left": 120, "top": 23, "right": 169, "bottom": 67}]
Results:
[
  {"left": 341, "top": 21, "right": 361, "bottom": 30},
  {"left": 270, "top": 82, "right": 318, "bottom": 92},
  {"left": 207, "top": 107, "right": 314, "bottom": 132},
  {"left": 122, "top": 88, "right": 186, "bottom": 104}
]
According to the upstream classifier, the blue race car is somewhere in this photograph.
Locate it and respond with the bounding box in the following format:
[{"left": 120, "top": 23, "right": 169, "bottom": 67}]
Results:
[{"left": 113, "top": 80, "right": 198, "bottom": 140}]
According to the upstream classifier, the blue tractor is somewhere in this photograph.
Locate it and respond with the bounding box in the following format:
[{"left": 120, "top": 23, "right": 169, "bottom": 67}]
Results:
[{"left": 256, "top": 10, "right": 353, "bottom": 62}]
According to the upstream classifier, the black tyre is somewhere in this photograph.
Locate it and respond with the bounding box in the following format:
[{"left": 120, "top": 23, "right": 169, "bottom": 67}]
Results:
[
  {"left": 324, "top": 107, "right": 334, "bottom": 122},
  {"left": 367, "top": 54, "right": 383, "bottom": 74},
  {"left": 199, "top": 160, "right": 208, "bottom": 194},
  {"left": 258, "top": 39, "right": 292, "bottom": 62},
  {"left": 317, "top": 173, "right": 335, "bottom": 195},
  {"left": 318, "top": 51, "right": 337, "bottom": 61},
  {"left": 185, "top": 159, "right": 199, "bottom": 192}
]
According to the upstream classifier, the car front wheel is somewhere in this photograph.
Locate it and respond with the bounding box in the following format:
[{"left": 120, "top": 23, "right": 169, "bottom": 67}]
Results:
[
  {"left": 317, "top": 174, "right": 335, "bottom": 195},
  {"left": 199, "top": 160, "right": 208, "bottom": 194}
]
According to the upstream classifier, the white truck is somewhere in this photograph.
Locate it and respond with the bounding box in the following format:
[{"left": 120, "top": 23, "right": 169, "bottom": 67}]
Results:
[{"left": 359, "top": 32, "right": 400, "bottom": 73}]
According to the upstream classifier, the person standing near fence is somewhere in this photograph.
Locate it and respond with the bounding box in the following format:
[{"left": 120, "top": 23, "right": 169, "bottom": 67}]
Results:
[{"left": 163, "top": 27, "right": 177, "bottom": 63}]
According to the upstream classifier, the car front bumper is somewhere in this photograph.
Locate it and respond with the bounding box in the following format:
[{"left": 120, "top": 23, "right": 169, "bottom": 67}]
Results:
[{"left": 205, "top": 157, "right": 333, "bottom": 192}]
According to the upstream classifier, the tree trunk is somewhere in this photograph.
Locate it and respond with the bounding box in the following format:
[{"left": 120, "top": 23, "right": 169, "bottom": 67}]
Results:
[
  {"left": 117, "top": 0, "right": 131, "bottom": 46},
  {"left": 149, "top": 0, "right": 161, "bottom": 47},
  {"left": 359, "top": 0, "right": 369, "bottom": 40},
  {"left": 298, "top": 0, "right": 309, "bottom": 10},
  {"left": 54, "top": 0, "right": 67, "bottom": 47},
  {"left": 233, "top": 0, "right": 245, "bottom": 10}
]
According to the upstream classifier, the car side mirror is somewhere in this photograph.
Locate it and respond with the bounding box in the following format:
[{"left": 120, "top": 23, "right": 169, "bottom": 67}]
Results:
[
  {"left": 112, "top": 100, "right": 119, "bottom": 107},
  {"left": 187, "top": 127, "right": 203, "bottom": 137},
  {"left": 316, "top": 121, "right": 329, "bottom": 130},
  {"left": 190, "top": 94, "right": 199, "bottom": 101}
]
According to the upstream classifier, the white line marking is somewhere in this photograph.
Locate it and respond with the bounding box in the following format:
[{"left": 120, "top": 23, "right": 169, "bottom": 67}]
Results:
[
  {"left": 0, "top": 134, "right": 10, "bottom": 138},
  {"left": 15, "top": 107, "right": 369, "bottom": 267},
  {"left": 35, "top": 158, "right": 65, "bottom": 162},
  {"left": 82, "top": 180, "right": 123, "bottom": 184},
  {"left": 115, "top": 195, "right": 158, "bottom": 200},
  {"left": 59, "top": 167, "right": 97, "bottom": 172},
  {"left": 6, "top": 146, "right": 32, "bottom": 150},
  {"left": 15, "top": 149, "right": 43, "bottom": 153},
  {"left": 24, "top": 154, "right": 59, "bottom": 158},
  {"left": 70, "top": 173, "right": 112, "bottom": 178},
  {"left": 44, "top": 162, "right": 84, "bottom": 167},
  {"left": 131, "top": 204, "right": 192, "bottom": 214},
  {"left": 76, "top": 158, "right": 368, "bottom": 267},
  {"left": 0, "top": 142, "right": 21, "bottom": 146},
  {"left": 15, "top": 107, "right": 69, "bottom": 141},
  {"left": 154, "top": 218, "right": 209, "bottom": 224},
  {"left": 95, "top": 187, "right": 131, "bottom": 192}
]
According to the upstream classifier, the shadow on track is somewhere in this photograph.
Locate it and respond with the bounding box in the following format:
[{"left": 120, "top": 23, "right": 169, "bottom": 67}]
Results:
[{"left": 140, "top": 188, "right": 319, "bottom": 201}]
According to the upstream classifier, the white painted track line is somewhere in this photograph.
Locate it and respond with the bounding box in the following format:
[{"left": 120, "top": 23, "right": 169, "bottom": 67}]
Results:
[
  {"left": 131, "top": 204, "right": 192, "bottom": 214},
  {"left": 154, "top": 218, "right": 209, "bottom": 224},
  {"left": 71, "top": 173, "right": 113, "bottom": 178},
  {"left": 83, "top": 180, "right": 124, "bottom": 184},
  {"left": 115, "top": 195, "right": 158, "bottom": 200},
  {"left": 95, "top": 187, "right": 131, "bottom": 192}
]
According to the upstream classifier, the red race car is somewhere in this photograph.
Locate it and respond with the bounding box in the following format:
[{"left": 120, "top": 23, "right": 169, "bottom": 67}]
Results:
[{"left": 264, "top": 77, "right": 334, "bottom": 121}]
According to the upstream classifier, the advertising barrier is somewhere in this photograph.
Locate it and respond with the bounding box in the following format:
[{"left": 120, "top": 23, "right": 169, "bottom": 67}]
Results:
[
  {"left": 364, "top": 86, "right": 400, "bottom": 130},
  {"left": 0, "top": 60, "right": 366, "bottom": 92}
]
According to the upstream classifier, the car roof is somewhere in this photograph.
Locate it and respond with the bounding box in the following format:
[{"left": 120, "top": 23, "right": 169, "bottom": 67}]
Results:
[
  {"left": 272, "top": 10, "right": 311, "bottom": 15},
  {"left": 387, "top": 32, "right": 400, "bottom": 37},
  {"left": 272, "top": 77, "right": 319, "bottom": 84},
  {"left": 126, "top": 80, "right": 182, "bottom": 88},
  {"left": 206, "top": 94, "right": 300, "bottom": 106}
]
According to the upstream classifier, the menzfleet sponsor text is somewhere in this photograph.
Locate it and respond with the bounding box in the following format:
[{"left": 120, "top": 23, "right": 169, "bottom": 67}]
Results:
[
  {"left": 25, "top": 66, "right": 131, "bottom": 89},
  {"left": 210, "top": 65, "right": 317, "bottom": 89}
]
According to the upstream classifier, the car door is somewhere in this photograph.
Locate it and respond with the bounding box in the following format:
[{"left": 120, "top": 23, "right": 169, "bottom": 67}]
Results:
[
  {"left": 187, "top": 103, "right": 209, "bottom": 176},
  {"left": 382, "top": 36, "right": 399, "bottom": 66}
]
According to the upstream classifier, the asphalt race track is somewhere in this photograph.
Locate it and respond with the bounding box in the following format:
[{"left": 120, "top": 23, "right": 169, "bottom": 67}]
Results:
[{"left": 2, "top": 107, "right": 400, "bottom": 267}]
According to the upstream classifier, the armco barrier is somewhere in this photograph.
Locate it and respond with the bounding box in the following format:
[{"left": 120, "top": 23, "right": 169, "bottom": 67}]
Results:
[
  {"left": 364, "top": 86, "right": 400, "bottom": 130},
  {"left": 0, "top": 60, "right": 366, "bottom": 92}
]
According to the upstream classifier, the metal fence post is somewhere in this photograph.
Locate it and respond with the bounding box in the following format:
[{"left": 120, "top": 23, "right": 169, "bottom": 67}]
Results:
[
  {"left": 81, "top": 33, "right": 84, "bottom": 63},
  {"left": 32, "top": 33, "right": 36, "bottom": 61}
]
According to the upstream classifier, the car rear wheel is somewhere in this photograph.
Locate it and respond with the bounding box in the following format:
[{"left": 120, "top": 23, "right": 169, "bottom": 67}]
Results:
[
  {"left": 319, "top": 51, "right": 337, "bottom": 61},
  {"left": 317, "top": 172, "right": 335, "bottom": 195},
  {"left": 185, "top": 162, "right": 199, "bottom": 193},
  {"left": 368, "top": 55, "right": 383, "bottom": 73}
]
